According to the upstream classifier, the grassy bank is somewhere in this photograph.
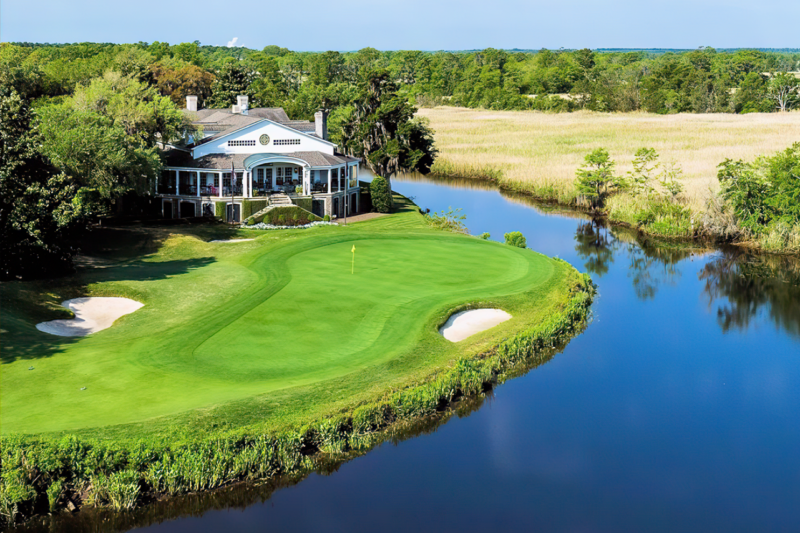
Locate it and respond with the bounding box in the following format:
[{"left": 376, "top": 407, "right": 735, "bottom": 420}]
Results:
[
  {"left": 420, "top": 106, "right": 800, "bottom": 250},
  {"left": 0, "top": 196, "right": 593, "bottom": 526}
]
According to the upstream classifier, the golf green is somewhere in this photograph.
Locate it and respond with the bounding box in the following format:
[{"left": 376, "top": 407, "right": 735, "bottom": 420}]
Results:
[{"left": 2, "top": 207, "right": 568, "bottom": 436}]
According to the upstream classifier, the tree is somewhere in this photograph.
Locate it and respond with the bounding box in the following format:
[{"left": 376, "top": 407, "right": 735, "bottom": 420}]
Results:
[
  {"left": 206, "top": 61, "right": 258, "bottom": 108},
  {"left": 369, "top": 176, "right": 392, "bottom": 213},
  {"left": 340, "top": 70, "right": 437, "bottom": 207},
  {"left": 659, "top": 162, "right": 684, "bottom": 202},
  {"left": 37, "top": 72, "right": 186, "bottom": 198},
  {"left": 0, "top": 89, "right": 88, "bottom": 279},
  {"left": 575, "top": 148, "right": 618, "bottom": 208},
  {"left": 767, "top": 72, "right": 800, "bottom": 112},
  {"left": 154, "top": 64, "right": 215, "bottom": 108},
  {"left": 628, "top": 147, "right": 660, "bottom": 197}
]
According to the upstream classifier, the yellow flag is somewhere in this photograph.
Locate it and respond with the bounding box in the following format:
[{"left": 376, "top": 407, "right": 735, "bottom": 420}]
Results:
[
  {"left": 351, "top": 245, "right": 356, "bottom": 274},
  {"left": 351, "top": 245, "right": 356, "bottom": 253}
]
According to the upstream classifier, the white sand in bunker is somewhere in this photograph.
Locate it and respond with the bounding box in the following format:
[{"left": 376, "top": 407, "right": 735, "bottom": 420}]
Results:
[
  {"left": 439, "top": 309, "right": 512, "bottom": 342},
  {"left": 36, "top": 297, "right": 144, "bottom": 337},
  {"left": 210, "top": 239, "right": 255, "bottom": 243}
]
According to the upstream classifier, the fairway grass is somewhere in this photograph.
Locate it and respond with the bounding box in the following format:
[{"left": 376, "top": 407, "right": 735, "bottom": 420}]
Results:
[
  {"left": 2, "top": 198, "right": 577, "bottom": 438},
  {"left": 419, "top": 106, "right": 800, "bottom": 211}
]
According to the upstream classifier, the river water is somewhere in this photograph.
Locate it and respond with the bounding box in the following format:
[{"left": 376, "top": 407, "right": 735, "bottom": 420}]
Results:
[{"left": 18, "top": 174, "right": 800, "bottom": 532}]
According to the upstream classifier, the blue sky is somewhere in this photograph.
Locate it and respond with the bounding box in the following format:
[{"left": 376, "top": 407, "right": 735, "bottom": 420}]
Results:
[{"left": 1, "top": 0, "right": 798, "bottom": 50}]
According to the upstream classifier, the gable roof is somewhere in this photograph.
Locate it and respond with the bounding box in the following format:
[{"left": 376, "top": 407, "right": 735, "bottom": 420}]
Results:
[{"left": 184, "top": 106, "right": 323, "bottom": 148}]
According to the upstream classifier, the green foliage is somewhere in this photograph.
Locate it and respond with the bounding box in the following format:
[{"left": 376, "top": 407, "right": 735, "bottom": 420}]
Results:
[
  {"left": 504, "top": 231, "right": 527, "bottom": 248},
  {"left": 241, "top": 199, "right": 268, "bottom": 220},
  {"left": 479, "top": 232, "right": 491, "bottom": 240},
  {"left": 277, "top": 214, "right": 285, "bottom": 224},
  {"left": 424, "top": 207, "right": 467, "bottom": 233},
  {"left": 717, "top": 143, "right": 800, "bottom": 238},
  {"left": 340, "top": 70, "right": 438, "bottom": 189},
  {"left": 0, "top": 88, "right": 87, "bottom": 279},
  {"left": 370, "top": 176, "right": 392, "bottom": 213},
  {"left": 575, "top": 148, "right": 620, "bottom": 208},
  {"left": 628, "top": 147, "right": 660, "bottom": 197},
  {"left": 292, "top": 197, "right": 313, "bottom": 212},
  {"left": 323, "top": 214, "right": 331, "bottom": 222}
]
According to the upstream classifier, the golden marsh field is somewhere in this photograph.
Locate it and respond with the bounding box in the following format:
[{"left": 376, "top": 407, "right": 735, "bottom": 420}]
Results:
[{"left": 418, "top": 107, "right": 800, "bottom": 211}]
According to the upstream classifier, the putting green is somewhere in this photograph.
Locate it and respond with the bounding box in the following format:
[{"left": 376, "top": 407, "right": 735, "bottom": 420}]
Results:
[{"left": 2, "top": 206, "right": 568, "bottom": 435}]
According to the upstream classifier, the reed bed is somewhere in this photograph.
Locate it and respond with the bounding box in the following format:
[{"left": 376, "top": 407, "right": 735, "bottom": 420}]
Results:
[{"left": 419, "top": 107, "right": 800, "bottom": 212}]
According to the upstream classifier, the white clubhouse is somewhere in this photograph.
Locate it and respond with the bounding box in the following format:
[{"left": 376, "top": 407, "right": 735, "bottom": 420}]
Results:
[{"left": 158, "top": 95, "right": 361, "bottom": 222}]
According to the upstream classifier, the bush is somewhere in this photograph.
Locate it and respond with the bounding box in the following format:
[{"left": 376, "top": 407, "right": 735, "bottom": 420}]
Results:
[
  {"left": 424, "top": 207, "right": 467, "bottom": 233},
  {"left": 245, "top": 218, "right": 255, "bottom": 226},
  {"left": 308, "top": 214, "right": 317, "bottom": 222},
  {"left": 291, "top": 213, "right": 299, "bottom": 225},
  {"left": 370, "top": 176, "right": 392, "bottom": 213},
  {"left": 323, "top": 214, "right": 331, "bottom": 222},
  {"left": 277, "top": 214, "right": 285, "bottom": 225},
  {"left": 479, "top": 232, "right": 490, "bottom": 240},
  {"left": 504, "top": 231, "right": 526, "bottom": 248}
]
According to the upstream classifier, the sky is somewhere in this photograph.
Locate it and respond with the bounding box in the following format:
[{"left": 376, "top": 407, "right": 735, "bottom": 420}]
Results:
[{"left": 1, "top": 0, "right": 798, "bottom": 51}]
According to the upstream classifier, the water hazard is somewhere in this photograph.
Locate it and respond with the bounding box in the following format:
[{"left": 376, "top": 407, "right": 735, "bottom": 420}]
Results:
[{"left": 16, "top": 174, "right": 800, "bottom": 532}]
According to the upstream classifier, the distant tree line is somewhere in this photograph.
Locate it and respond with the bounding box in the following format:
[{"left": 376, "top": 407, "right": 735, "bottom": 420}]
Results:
[{"left": 4, "top": 43, "right": 799, "bottom": 117}]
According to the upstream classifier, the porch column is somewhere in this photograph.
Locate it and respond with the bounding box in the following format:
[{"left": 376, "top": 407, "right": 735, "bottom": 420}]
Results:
[
  {"left": 218, "top": 172, "right": 223, "bottom": 198},
  {"left": 303, "top": 168, "right": 310, "bottom": 196},
  {"left": 247, "top": 170, "right": 253, "bottom": 198},
  {"left": 327, "top": 169, "right": 331, "bottom": 194},
  {"left": 196, "top": 171, "right": 200, "bottom": 197},
  {"left": 176, "top": 170, "right": 180, "bottom": 196}
]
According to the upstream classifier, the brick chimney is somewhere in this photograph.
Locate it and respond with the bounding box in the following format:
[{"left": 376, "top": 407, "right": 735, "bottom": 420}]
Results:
[
  {"left": 314, "top": 109, "right": 328, "bottom": 141},
  {"left": 186, "top": 95, "right": 198, "bottom": 112}
]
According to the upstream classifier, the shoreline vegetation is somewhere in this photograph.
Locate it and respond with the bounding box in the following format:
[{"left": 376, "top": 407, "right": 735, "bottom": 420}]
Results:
[
  {"left": 0, "top": 197, "right": 594, "bottom": 528},
  {"left": 420, "top": 107, "right": 800, "bottom": 254}
]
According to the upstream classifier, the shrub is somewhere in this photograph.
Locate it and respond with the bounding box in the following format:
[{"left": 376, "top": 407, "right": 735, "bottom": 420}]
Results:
[
  {"left": 291, "top": 213, "right": 300, "bottom": 225},
  {"left": 575, "top": 148, "right": 621, "bottom": 208},
  {"left": 370, "top": 176, "right": 392, "bottom": 213},
  {"left": 277, "top": 214, "right": 285, "bottom": 225},
  {"left": 245, "top": 218, "right": 255, "bottom": 226},
  {"left": 323, "top": 214, "right": 331, "bottom": 222},
  {"left": 424, "top": 207, "right": 467, "bottom": 233},
  {"left": 479, "top": 232, "right": 490, "bottom": 240},
  {"left": 718, "top": 143, "right": 800, "bottom": 237},
  {"left": 504, "top": 231, "right": 526, "bottom": 248},
  {"left": 295, "top": 186, "right": 302, "bottom": 194}
]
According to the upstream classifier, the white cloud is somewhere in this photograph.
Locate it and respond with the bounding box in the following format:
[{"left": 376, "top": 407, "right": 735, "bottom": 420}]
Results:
[{"left": 226, "top": 37, "right": 238, "bottom": 48}]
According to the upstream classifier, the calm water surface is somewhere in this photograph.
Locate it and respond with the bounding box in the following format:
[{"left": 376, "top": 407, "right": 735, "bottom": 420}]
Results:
[{"left": 22, "top": 174, "right": 800, "bottom": 532}]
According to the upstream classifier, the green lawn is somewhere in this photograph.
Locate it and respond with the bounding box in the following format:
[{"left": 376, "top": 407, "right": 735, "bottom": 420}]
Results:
[{"left": 1, "top": 199, "right": 574, "bottom": 438}]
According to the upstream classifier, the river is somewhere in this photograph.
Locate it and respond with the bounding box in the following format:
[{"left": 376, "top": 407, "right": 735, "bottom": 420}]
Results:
[{"left": 16, "top": 173, "right": 800, "bottom": 532}]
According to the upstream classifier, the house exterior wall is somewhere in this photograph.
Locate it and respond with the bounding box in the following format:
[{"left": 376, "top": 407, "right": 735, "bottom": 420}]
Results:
[{"left": 193, "top": 121, "right": 335, "bottom": 158}]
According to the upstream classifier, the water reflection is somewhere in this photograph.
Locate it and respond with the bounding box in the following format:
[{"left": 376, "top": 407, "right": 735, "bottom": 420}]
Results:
[
  {"left": 700, "top": 250, "right": 800, "bottom": 337},
  {"left": 574, "top": 220, "right": 616, "bottom": 277}
]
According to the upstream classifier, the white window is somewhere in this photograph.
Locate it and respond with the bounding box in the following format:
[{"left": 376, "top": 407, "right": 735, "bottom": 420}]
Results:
[
  {"left": 273, "top": 139, "right": 301, "bottom": 146},
  {"left": 227, "top": 140, "right": 256, "bottom": 147}
]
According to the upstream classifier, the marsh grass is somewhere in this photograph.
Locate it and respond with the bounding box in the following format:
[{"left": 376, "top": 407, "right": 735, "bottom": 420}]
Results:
[{"left": 421, "top": 107, "right": 800, "bottom": 212}]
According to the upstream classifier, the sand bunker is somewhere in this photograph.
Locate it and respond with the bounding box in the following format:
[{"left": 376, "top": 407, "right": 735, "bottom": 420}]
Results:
[
  {"left": 36, "top": 297, "right": 144, "bottom": 337},
  {"left": 439, "top": 309, "right": 512, "bottom": 342},
  {"left": 210, "top": 238, "right": 255, "bottom": 243}
]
